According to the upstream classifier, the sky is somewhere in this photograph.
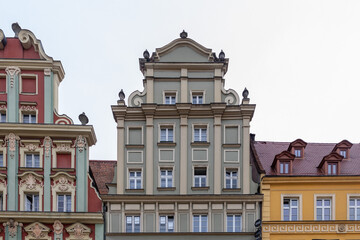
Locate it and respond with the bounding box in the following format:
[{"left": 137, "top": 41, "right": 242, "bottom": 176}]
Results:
[{"left": 1, "top": 0, "right": 360, "bottom": 160}]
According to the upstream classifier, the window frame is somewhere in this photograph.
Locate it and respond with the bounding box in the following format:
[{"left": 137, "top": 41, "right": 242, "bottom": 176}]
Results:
[
  {"left": 294, "top": 148, "right": 302, "bottom": 158},
  {"left": 193, "top": 214, "right": 208, "bottom": 232},
  {"left": 24, "top": 193, "right": 39, "bottom": 212},
  {"left": 163, "top": 91, "right": 177, "bottom": 105},
  {"left": 226, "top": 214, "right": 242, "bottom": 232},
  {"left": 0, "top": 111, "right": 6, "bottom": 123},
  {"left": 0, "top": 74, "right": 6, "bottom": 93},
  {"left": 192, "top": 124, "right": 209, "bottom": 143},
  {"left": 314, "top": 194, "right": 335, "bottom": 220},
  {"left": 281, "top": 194, "right": 302, "bottom": 221},
  {"left": 20, "top": 74, "right": 38, "bottom": 95},
  {"left": 25, "top": 153, "right": 40, "bottom": 168},
  {"left": 126, "top": 215, "right": 141, "bottom": 232},
  {"left": 158, "top": 123, "right": 175, "bottom": 143},
  {"left": 327, "top": 162, "right": 338, "bottom": 175},
  {"left": 347, "top": 194, "right": 360, "bottom": 220},
  {"left": 159, "top": 168, "right": 173, "bottom": 188},
  {"left": 22, "top": 113, "right": 37, "bottom": 123},
  {"left": 193, "top": 166, "right": 207, "bottom": 188},
  {"left": 279, "top": 161, "right": 290, "bottom": 174},
  {"left": 159, "top": 215, "right": 174, "bottom": 232},
  {"left": 191, "top": 90, "right": 205, "bottom": 104},
  {"left": 128, "top": 169, "right": 142, "bottom": 190},
  {"left": 225, "top": 168, "right": 239, "bottom": 189},
  {"left": 57, "top": 194, "right": 72, "bottom": 212}
]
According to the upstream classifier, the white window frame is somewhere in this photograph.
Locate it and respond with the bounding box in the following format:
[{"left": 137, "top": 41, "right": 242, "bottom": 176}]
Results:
[
  {"left": 281, "top": 194, "right": 302, "bottom": 220},
  {"left": 193, "top": 166, "right": 207, "bottom": 187},
  {"left": 158, "top": 123, "right": 175, "bottom": 143},
  {"left": 191, "top": 90, "right": 205, "bottom": 104},
  {"left": 25, "top": 153, "right": 40, "bottom": 168},
  {"left": 193, "top": 214, "right": 208, "bottom": 232},
  {"left": 279, "top": 161, "right": 290, "bottom": 174},
  {"left": 347, "top": 194, "right": 360, "bottom": 220},
  {"left": 126, "top": 215, "right": 141, "bottom": 232},
  {"left": 51, "top": 172, "right": 75, "bottom": 212},
  {"left": 192, "top": 124, "right": 209, "bottom": 142},
  {"left": 163, "top": 91, "right": 177, "bottom": 104},
  {"left": 57, "top": 194, "right": 72, "bottom": 212},
  {"left": 22, "top": 113, "right": 37, "bottom": 123},
  {"left": 314, "top": 194, "right": 335, "bottom": 220},
  {"left": 159, "top": 215, "right": 174, "bottom": 232},
  {"left": 327, "top": 162, "right": 338, "bottom": 175},
  {"left": 127, "top": 126, "right": 144, "bottom": 145},
  {"left": 159, "top": 168, "right": 173, "bottom": 188},
  {"left": 25, "top": 193, "right": 39, "bottom": 211},
  {"left": 128, "top": 169, "right": 142, "bottom": 189},
  {"left": 294, "top": 149, "right": 301, "bottom": 158},
  {"left": 225, "top": 169, "right": 239, "bottom": 189},
  {"left": 20, "top": 74, "right": 38, "bottom": 95},
  {"left": 226, "top": 214, "right": 242, "bottom": 232},
  {"left": 339, "top": 149, "right": 347, "bottom": 158},
  {"left": 223, "top": 125, "right": 240, "bottom": 144},
  {"left": 0, "top": 192, "right": 3, "bottom": 211}
]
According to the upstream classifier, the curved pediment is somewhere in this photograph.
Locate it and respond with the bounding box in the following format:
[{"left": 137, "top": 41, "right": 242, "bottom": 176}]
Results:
[
  {"left": 154, "top": 38, "right": 214, "bottom": 62},
  {"left": 18, "top": 29, "right": 53, "bottom": 61}
]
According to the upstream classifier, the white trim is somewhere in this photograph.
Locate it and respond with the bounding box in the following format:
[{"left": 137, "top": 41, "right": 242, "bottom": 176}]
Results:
[
  {"left": 127, "top": 126, "right": 144, "bottom": 145},
  {"left": 127, "top": 150, "right": 143, "bottom": 164},
  {"left": 314, "top": 194, "right": 335, "bottom": 220},
  {"left": 127, "top": 167, "right": 143, "bottom": 189},
  {"left": 158, "top": 149, "right": 175, "bottom": 162},
  {"left": 224, "top": 149, "right": 240, "bottom": 163},
  {"left": 0, "top": 175, "right": 7, "bottom": 211},
  {"left": 163, "top": 90, "right": 178, "bottom": 104},
  {"left": 347, "top": 193, "right": 360, "bottom": 220},
  {"left": 158, "top": 166, "right": 175, "bottom": 188},
  {"left": 226, "top": 214, "right": 242, "bottom": 232},
  {"left": 281, "top": 194, "right": 302, "bottom": 221},
  {"left": 158, "top": 123, "right": 176, "bottom": 143},
  {"left": 190, "top": 90, "right": 206, "bottom": 104},
  {"left": 19, "top": 109, "right": 38, "bottom": 124},
  {"left": 192, "top": 123, "right": 209, "bottom": 142},
  {"left": 223, "top": 125, "right": 240, "bottom": 144},
  {"left": 192, "top": 148, "right": 208, "bottom": 162},
  {"left": 224, "top": 167, "right": 240, "bottom": 189},
  {"left": 19, "top": 173, "right": 43, "bottom": 211},
  {"left": 20, "top": 143, "right": 43, "bottom": 168},
  {"left": 192, "top": 165, "right": 208, "bottom": 187},
  {"left": 20, "top": 74, "right": 38, "bottom": 95}
]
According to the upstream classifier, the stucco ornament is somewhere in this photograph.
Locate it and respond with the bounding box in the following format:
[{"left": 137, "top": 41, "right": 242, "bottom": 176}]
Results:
[
  {"left": 338, "top": 223, "right": 346, "bottom": 232},
  {"left": 26, "top": 144, "right": 37, "bottom": 152},
  {"left": 20, "top": 105, "right": 37, "bottom": 112},
  {"left": 5, "top": 66, "right": 20, "bottom": 88},
  {"left": 66, "top": 223, "right": 91, "bottom": 239},
  {"left": 56, "top": 143, "right": 71, "bottom": 152},
  {"left": 4, "top": 133, "right": 20, "bottom": 155},
  {"left": 42, "top": 137, "right": 52, "bottom": 157},
  {"left": 24, "top": 174, "right": 37, "bottom": 190},
  {"left": 74, "top": 135, "right": 87, "bottom": 152},
  {"left": 3, "top": 219, "right": 23, "bottom": 237},
  {"left": 31, "top": 223, "right": 46, "bottom": 239},
  {"left": 58, "top": 176, "right": 69, "bottom": 191},
  {"left": 24, "top": 222, "right": 50, "bottom": 240},
  {"left": 53, "top": 220, "right": 64, "bottom": 235},
  {"left": 0, "top": 104, "right": 6, "bottom": 111}
]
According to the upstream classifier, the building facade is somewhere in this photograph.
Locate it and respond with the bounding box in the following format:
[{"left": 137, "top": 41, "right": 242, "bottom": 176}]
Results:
[
  {"left": 252, "top": 138, "right": 360, "bottom": 240},
  {"left": 0, "top": 24, "right": 103, "bottom": 240},
  {"left": 102, "top": 31, "right": 261, "bottom": 240}
]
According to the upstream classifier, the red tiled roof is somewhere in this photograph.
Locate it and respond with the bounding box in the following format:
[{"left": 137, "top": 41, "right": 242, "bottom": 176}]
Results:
[
  {"left": 253, "top": 141, "right": 360, "bottom": 175},
  {"left": 90, "top": 160, "right": 116, "bottom": 194}
]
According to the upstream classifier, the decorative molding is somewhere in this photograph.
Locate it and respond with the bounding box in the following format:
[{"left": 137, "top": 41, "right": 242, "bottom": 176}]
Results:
[
  {"left": 54, "top": 109, "right": 74, "bottom": 125},
  {"left": 128, "top": 87, "right": 147, "bottom": 107},
  {"left": 0, "top": 29, "right": 5, "bottom": 49},
  {"left": 24, "top": 222, "right": 50, "bottom": 240},
  {"left": 0, "top": 105, "right": 6, "bottom": 111},
  {"left": 44, "top": 68, "right": 51, "bottom": 76},
  {"left": 20, "top": 105, "right": 37, "bottom": 112},
  {"left": 56, "top": 143, "right": 71, "bottom": 152},
  {"left": 74, "top": 135, "right": 87, "bottom": 152},
  {"left": 221, "top": 85, "right": 239, "bottom": 105},
  {"left": 4, "top": 133, "right": 20, "bottom": 152},
  {"left": 19, "top": 173, "right": 43, "bottom": 190},
  {"left": 51, "top": 172, "right": 76, "bottom": 212},
  {"left": 42, "top": 137, "right": 52, "bottom": 158},
  {"left": 263, "top": 222, "right": 360, "bottom": 234},
  {"left": 3, "top": 220, "right": 23, "bottom": 237},
  {"left": 18, "top": 29, "right": 53, "bottom": 61},
  {"left": 5, "top": 67, "right": 21, "bottom": 88},
  {"left": 53, "top": 220, "right": 64, "bottom": 235},
  {"left": 66, "top": 223, "right": 92, "bottom": 240}
]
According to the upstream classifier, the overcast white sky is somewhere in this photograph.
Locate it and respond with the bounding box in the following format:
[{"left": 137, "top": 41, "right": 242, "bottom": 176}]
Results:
[{"left": 1, "top": 0, "right": 360, "bottom": 160}]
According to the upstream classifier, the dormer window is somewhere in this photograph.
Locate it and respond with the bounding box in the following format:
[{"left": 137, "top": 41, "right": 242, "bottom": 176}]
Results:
[
  {"left": 279, "top": 161, "right": 290, "bottom": 174},
  {"left": 332, "top": 140, "right": 352, "bottom": 160},
  {"left": 271, "top": 151, "right": 295, "bottom": 175},
  {"left": 317, "top": 152, "right": 343, "bottom": 175},
  {"left": 294, "top": 149, "right": 302, "bottom": 158},
  {"left": 327, "top": 162, "right": 338, "bottom": 175},
  {"left": 339, "top": 149, "right": 347, "bottom": 159},
  {"left": 288, "top": 139, "right": 307, "bottom": 159}
]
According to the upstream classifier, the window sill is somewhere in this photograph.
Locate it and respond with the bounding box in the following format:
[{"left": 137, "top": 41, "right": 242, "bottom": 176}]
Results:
[
  {"left": 0, "top": 167, "right": 7, "bottom": 171},
  {"left": 157, "top": 187, "right": 176, "bottom": 191},
  {"left": 157, "top": 142, "right": 176, "bottom": 147},
  {"left": 125, "top": 144, "right": 145, "bottom": 149},
  {"left": 191, "top": 142, "right": 210, "bottom": 147},
  {"left": 19, "top": 167, "right": 43, "bottom": 172},
  {"left": 52, "top": 168, "right": 75, "bottom": 172},
  {"left": 125, "top": 188, "right": 145, "bottom": 193},
  {"left": 222, "top": 144, "right": 241, "bottom": 148},
  {"left": 222, "top": 188, "right": 241, "bottom": 192},
  {"left": 191, "top": 187, "right": 209, "bottom": 191}
]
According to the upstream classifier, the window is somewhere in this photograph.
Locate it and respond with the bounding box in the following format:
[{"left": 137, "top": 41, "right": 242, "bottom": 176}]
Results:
[
  {"left": 160, "top": 127, "right": 173, "bottom": 142},
  {"left": 160, "top": 215, "right": 174, "bottom": 232},
  {"left": 25, "top": 193, "right": 39, "bottom": 211},
  {"left": 283, "top": 198, "right": 298, "bottom": 221},
  {"left": 0, "top": 152, "right": 3, "bottom": 167},
  {"left": 21, "top": 75, "right": 37, "bottom": 94},
  {"left": 279, "top": 161, "right": 290, "bottom": 174},
  {"left": 316, "top": 198, "right": 331, "bottom": 220},
  {"left": 193, "top": 215, "right": 207, "bottom": 232},
  {"left": 194, "top": 127, "right": 207, "bottom": 142},
  {"left": 25, "top": 153, "right": 40, "bottom": 168},
  {"left": 164, "top": 93, "right": 176, "bottom": 104},
  {"left": 192, "top": 94, "right": 203, "bottom": 104},
  {"left": 225, "top": 170, "right": 238, "bottom": 189},
  {"left": 23, "top": 114, "right": 36, "bottom": 123},
  {"left": 294, "top": 149, "right": 301, "bottom": 158},
  {"left": 129, "top": 170, "right": 142, "bottom": 189},
  {"left": 340, "top": 150, "right": 347, "bottom": 158},
  {"left": 160, "top": 169, "right": 173, "bottom": 188},
  {"left": 227, "top": 215, "right": 241, "bottom": 232},
  {"left": 194, "top": 168, "right": 207, "bottom": 187},
  {"left": 126, "top": 216, "right": 140, "bottom": 232},
  {"left": 349, "top": 198, "right": 360, "bottom": 220},
  {"left": 327, "top": 162, "right": 337, "bottom": 175},
  {"left": 57, "top": 194, "right": 71, "bottom": 212},
  {"left": 0, "top": 112, "right": 5, "bottom": 123}
]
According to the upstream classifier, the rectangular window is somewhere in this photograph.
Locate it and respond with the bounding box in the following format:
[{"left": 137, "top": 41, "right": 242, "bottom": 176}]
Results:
[
  {"left": 194, "top": 127, "right": 207, "bottom": 142},
  {"left": 193, "top": 215, "right": 207, "bottom": 232},
  {"left": 340, "top": 150, "right": 347, "bottom": 158},
  {"left": 0, "top": 112, "right": 6, "bottom": 123},
  {"left": 227, "top": 215, "right": 241, "bottom": 232},
  {"left": 126, "top": 216, "right": 140, "bottom": 232},
  {"left": 194, "top": 168, "right": 207, "bottom": 187},
  {"left": 160, "top": 169, "right": 173, "bottom": 188},
  {"left": 25, "top": 194, "right": 39, "bottom": 211},
  {"left": 279, "top": 161, "right": 289, "bottom": 174},
  {"left": 327, "top": 163, "right": 337, "bottom": 175},
  {"left": 225, "top": 170, "right": 238, "bottom": 189},
  {"left": 23, "top": 114, "right": 36, "bottom": 123},
  {"left": 25, "top": 153, "right": 40, "bottom": 168},
  {"left": 316, "top": 198, "right": 331, "bottom": 220},
  {"left": 160, "top": 127, "right": 173, "bottom": 142},
  {"left": 160, "top": 215, "right": 174, "bottom": 232},
  {"left": 349, "top": 198, "right": 360, "bottom": 220},
  {"left": 164, "top": 94, "right": 176, "bottom": 104},
  {"left": 21, "top": 76, "right": 37, "bottom": 94},
  {"left": 57, "top": 194, "right": 71, "bottom": 212},
  {"left": 129, "top": 171, "right": 142, "bottom": 189},
  {"left": 294, "top": 149, "right": 301, "bottom": 158},
  {"left": 0, "top": 152, "right": 3, "bottom": 167},
  {"left": 283, "top": 198, "right": 298, "bottom": 221},
  {"left": 192, "top": 94, "right": 203, "bottom": 104}
]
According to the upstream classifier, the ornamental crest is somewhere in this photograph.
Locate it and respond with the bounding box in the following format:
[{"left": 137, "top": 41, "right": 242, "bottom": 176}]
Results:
[
  {"left": 74, "top": 135, "right": 87, "bottom": 152},
  {"left": 58, "top": 176, "right": 69, "bottom": 191},
  {"left": 0, "top": 104, "right": 6, "bottom": 111},
  {"left": 66, "top": 222, "right": 91, "bottom": 240},
  {"left": 51, "top": 173, "right": 75, "bottom": 192},
  {"left": 20, "top": 173, "right": 42, "bottom": 190},
  {"left": 53, "top": 220, "right": 63, "bottom": 235},
  {"left": 56, "top": 143, "right": 71, "bottom": 152},
  {"left": 26, "top": 144, "right": 37, "bottom": 152},
  {"left": 5, "top": 66, "right": 20, "bottom": 88},
  {"left": 20, "top": 105, "right": 37, "bottom": 112},
  {"left": 24, "top": 222, "right": 50, "bottom": 239},
  {"left": 4, "top": 133, "right": 20, "bottom": 152},
  {"left": 3, "top": 219, "right": 23, "bottom": 237},
  {"left": 42, "top": 137, "right": 52, "bottom": 157}
]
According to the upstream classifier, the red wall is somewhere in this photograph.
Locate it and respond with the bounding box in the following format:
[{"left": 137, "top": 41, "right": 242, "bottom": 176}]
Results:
[{"left": 88, "top": 176, "right": 102, "bottom": 212}]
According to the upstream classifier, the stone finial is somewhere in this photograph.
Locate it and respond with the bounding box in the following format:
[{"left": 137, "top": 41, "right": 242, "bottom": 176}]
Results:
[
  {"left": 78, "top": 112, "right": 89, "bottom": 125},
  {"left": 219, "top": 50, "right": 225, "bottom": 61},
  {"left": 242, "top": 88, "right": 249, "bottom": 99},
  {"left": 12, "top": 23, "right": 21, "bottom": 37},
  {"left": 119, "top": 89, "right": 125, "bottom": 101},
  {"left": 180, "top": 30, "right": 188, "bottom": 39},
  {"left": 143, "top": 49, "right": 150, "bottom": 60}
]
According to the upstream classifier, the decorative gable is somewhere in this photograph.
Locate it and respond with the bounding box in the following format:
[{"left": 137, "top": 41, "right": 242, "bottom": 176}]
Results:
[
  {"left": 332, "top": 139, "right": 352, "bottom": 159},
  {"left": 287, "top": 139, "right": 307, "bottom": 158},
  {"left": 66, "top": 223, "right": 92, "bottom": 240},
  {"left": 24, "top": 222, "right": 50, "bottom": 240},
  {"left": 317, "top": 152, "right": 343, "bottom": 175},
  {"left": 271, "top": 151, "right": 295, "bottom": 174}
]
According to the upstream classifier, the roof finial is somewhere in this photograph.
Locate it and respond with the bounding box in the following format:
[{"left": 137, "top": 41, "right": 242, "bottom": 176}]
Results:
[
  {"left": 143, "top": 49, "right": 150, "bottom": 61},
  {"left": 242, "top": 88, "right": 249, "bottom": 99},
  {"left": 11, "top": 23, "right": 21, "bottom": 38},
  {"left": 119, "top": 89, "right": 125, "bottom": 101},
  {"left": 219, "top": 50, "right": 225, "bottom": 61},
  {"left": 180, "top": 30, "right": 188, "bottom": 39},
  {"left": 78, "top": 112, "right": 89, "bottom": 125}
]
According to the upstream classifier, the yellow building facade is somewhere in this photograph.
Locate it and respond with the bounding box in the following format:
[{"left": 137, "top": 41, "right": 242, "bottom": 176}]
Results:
[{"left": 252, "top": 139, "right": 360, "bottom": 240}]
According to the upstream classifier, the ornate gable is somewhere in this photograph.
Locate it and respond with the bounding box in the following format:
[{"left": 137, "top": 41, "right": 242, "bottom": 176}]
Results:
[
  {"left": 66, "top": 223, "right": 92, "bottom": 240},
  {"left": 24, "top": 222, "right": 50, "bottom": 240}
]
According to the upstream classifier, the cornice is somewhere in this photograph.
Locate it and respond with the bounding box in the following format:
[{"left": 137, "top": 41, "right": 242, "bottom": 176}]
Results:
[
  {"left": 0, "top": 124, "right": 96, "bottom": 146},
  {"left": 262, "top": 175, "right": 360, "bottom": 184}
]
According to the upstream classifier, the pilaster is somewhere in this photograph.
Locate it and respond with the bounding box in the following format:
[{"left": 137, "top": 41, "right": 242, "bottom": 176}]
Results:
[
  {"left": 44, "top": 68, "right": 54, "bottom": 123},
  {"left": 6, "top": 133, "right": 20, "bottom": 211},
  {"left": 145, "top": 115, "right": 154, "bottom": 194},
  {"left": 43, "top": 136, "right": 52, "bottom": 211},
  {"left": 5, "top": 67, "right": 20, "bottom": 123},
  {"left": 242, "top": 117, "right": 251, "bottom": 194},
  {"left": 180, "top": 68, "right": 188, "bottom": 103},
  {"left": 75, "top": 135, "right": 88, "bottom": 211},
  {"left": 180, "top": 115, "right": 188, "bottom": 194},
  {"left": 214, "top": 69, "right": 222, "bottom": 102},
  {"left": 213, "top": 115, "right": 222, "bottom": 194},
  {"left": 146, "top": 77, "right": 154, "bottom": 103},
  {"left": 117, "top": 119, "right": 125, "bottom": 194}
]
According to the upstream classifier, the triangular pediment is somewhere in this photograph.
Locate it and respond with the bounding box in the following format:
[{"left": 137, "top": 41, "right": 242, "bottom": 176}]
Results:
[
  {"left": 155, "top": 38, "right": 214, "bottom": 62},
  {"left": 24, "top": 222, "right": 50, "bottom": 239},
  {"left": 271, "top": 151, "right": 295, "bottom": 168},
  {"left": 332, "top": 139, "right": 353, "bottom": 152},
  {"left": 318, "top": 152, "right": 343, "bottom": 168},
  {"left": 287, "top": 138, "right": 307, "bottom": 151}
]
